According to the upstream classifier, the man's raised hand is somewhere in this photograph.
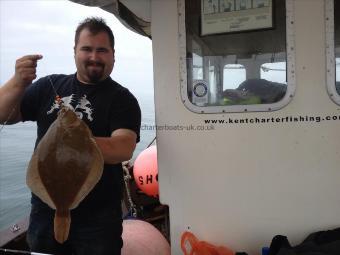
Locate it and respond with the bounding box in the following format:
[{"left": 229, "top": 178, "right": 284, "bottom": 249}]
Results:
[{"left": 14, "top": 54, "right": 43, "bottom": 87}]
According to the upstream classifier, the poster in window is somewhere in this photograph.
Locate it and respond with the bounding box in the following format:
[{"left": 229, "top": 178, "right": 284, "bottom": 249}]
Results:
[{"left": 201, "top": 0, "right": 273, "bottom": 35}]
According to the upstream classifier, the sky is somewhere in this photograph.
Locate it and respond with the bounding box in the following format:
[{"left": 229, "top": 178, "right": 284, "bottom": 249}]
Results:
[
  {"left": 0, "top": 0, "right": 154, "bottom": 96},
  {"left": 1, "top": 0, "right": 338, "bottom": 95}
]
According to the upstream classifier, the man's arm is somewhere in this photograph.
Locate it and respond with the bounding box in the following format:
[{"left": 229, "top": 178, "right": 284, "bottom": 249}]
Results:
[
  {"left": 94, "top": 128, "right": 137, "bottom": 165},
  {"left": 0, "top": 54, "right": 43, "bottom": 124}
]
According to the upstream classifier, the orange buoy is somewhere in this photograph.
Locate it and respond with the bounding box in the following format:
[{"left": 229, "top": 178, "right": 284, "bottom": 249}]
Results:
[
  {"left": 133, "top": 145, "right": 158, "bottom": 197},
  {"left": 122, "top": 219, "right": 170, "bottom": 255},
  {"left": 181, "top": 231, "right": 234, "bottom": 255}
]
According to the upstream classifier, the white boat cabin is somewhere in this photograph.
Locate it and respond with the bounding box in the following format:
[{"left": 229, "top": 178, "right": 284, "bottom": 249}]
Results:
[{"left": 72, "top": 0, "right": 340, "bottom": 254}]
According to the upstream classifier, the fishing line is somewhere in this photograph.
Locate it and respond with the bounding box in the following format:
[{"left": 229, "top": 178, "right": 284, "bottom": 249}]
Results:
[
  {"left": 47, "top": 75, "right": 62, "bottom": 107},
  {"left": 47, "top": 75, "right": 58, "bottom": 97},
  {"left": 41, "top": 56, "right": 62, "bottom": 107},
  {"left": 0, "top": 105, "right": 18, "bottom": 133},
  {"left": 146, "top": 136, "right": 156, "bottom": 148}
]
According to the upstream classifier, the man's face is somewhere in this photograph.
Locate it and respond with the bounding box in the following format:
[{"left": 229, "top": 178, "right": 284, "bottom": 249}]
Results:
[{"left": 74, "top": 28, "right": 114, "bottom": 84}]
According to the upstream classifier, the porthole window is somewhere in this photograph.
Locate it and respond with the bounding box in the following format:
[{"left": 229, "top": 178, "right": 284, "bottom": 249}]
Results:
[{"left": 179, "top": 0, "right": 296, "bottom": 113}]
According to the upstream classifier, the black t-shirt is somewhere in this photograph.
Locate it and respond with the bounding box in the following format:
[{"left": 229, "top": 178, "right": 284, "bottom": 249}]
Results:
[{"left": 21, "top": 73, "right": 141, "bottom": 213}]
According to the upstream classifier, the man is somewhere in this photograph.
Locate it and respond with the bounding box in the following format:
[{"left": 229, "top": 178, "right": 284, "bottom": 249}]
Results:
[{"left": 0, "top": 17, "right": 141, "bottom": 255}]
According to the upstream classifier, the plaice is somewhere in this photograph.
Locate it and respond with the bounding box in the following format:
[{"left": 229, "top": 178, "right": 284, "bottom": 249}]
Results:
[{"left": 26, "top": 106, "right": 104, "bottom": 243}]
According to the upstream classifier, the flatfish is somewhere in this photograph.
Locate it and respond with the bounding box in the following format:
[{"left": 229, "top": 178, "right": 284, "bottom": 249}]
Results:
[{"left": 26, "top": 106, "right": 104, "bottom": 243}]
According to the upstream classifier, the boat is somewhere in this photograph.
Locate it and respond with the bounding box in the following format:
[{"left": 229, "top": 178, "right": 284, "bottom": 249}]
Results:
[{"left": 1, "top": 0, "right": 340, "bottom": 254}]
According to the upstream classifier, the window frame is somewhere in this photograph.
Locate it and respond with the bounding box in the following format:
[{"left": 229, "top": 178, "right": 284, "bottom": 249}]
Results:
[
  {"left": 325, "top": 0, "right": 340, "bottom": 105},
  {"left": 178, "top": 0, "right": 296, "bottom": 113}
]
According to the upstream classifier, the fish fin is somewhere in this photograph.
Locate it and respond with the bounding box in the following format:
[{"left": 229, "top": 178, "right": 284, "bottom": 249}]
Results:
[
  {"left": 54, "top": 210, "right": 71, "bottom": 243},
  {"left": 69, "top": 143, "right": 104, "bottom": 209},
  {"left": 26, "top": 153, "right": 56, "bottom": 209}
]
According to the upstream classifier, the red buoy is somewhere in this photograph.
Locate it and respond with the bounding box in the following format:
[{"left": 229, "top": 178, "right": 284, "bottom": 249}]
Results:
[
  {"left": 133, "top": 145, "right": 159, "bottom": 197},
  {"left": 122, "top": 219, "right": 170, "bottom": 255}
]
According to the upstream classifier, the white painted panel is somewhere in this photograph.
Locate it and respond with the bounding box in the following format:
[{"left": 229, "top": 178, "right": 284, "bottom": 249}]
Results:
[{"left": 152, "top": 0, "right": 340, "bottom": 254}]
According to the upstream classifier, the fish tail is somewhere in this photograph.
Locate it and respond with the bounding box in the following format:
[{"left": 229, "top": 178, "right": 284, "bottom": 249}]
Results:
[{"left": 54, "top": 210, "right": 71, "bottom": 243}]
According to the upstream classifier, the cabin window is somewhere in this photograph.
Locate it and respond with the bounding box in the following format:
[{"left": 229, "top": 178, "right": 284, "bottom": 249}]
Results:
[
  {"left": 337, "top": 58, "right": 340, "bottom": 93},
  {"left": 260, "top": 62, "right": 287, "bottom": 84},
  {"left": 179, "top": 0, "right": 296, "bottom": 113},
  {"left": 223, "top": 64, "right": 246, "bottom": 90},
  {"left": 326, "top": 0, "right": 340, "bottom": 104},
  {"left": 193, "top": 53, "right": 203, "bottom": 80},
  {"left": 335, "top": 1, "right": 340, "bottom": 97}
]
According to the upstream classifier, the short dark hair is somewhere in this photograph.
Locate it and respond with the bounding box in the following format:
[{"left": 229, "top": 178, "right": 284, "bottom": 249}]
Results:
[{"left": 75, "top": 17, "right": 115, "bottom": 49}]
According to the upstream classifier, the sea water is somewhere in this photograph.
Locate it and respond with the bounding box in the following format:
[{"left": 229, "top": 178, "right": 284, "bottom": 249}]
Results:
[{"left": 0, "top": 91, "right": 155, "bottom": 230}]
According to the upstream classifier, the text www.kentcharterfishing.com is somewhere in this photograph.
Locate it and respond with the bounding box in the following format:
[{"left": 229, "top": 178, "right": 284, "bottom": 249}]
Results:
[
  {"left": 141, "top": 124, "right": 215, "bottom": 131},
  {"left": 204, "top": 114, "right": 340, "bottom": 124}
]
